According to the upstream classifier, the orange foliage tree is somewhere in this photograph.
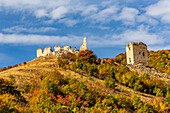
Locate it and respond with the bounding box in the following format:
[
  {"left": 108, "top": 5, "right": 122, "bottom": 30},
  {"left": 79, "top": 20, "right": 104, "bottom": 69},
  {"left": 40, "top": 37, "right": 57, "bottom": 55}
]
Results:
[{"left": 78, "top": 50, "right": 97, "bottom": 64}]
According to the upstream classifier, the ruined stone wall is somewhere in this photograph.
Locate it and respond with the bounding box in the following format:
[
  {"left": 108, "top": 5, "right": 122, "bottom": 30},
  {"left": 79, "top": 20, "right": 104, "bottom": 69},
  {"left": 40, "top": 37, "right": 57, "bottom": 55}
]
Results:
[
  {"left": 126, "top": 42, "right": 148, "bottom": 66},
  {"left": 64, "top": 45, "right": 69, "bottom": 51},
  {"left": 80, "top": 37, "right": 87, "bottom": 51},
  {"left": 133, "top": 44, "right": 148, "bottom": 66},
  {"left": 54, "top": 46, "right": 61, "bottom": 51},
  {"left": 126, "top": 44, "right": 134, "bottom": 65},
  {"left": 37, "top": 48, "right": 43, "bottom": 58},
  {"left": 44, "top": 47, "right": 52, "bottom": 56},
  {"left": 37, "top": 36, "right": 85, "bottom": 57}
]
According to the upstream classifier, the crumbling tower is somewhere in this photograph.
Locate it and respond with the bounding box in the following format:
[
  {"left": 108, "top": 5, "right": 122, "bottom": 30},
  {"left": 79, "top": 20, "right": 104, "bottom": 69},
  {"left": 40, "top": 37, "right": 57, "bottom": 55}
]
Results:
[
  {"left": 54, "top": 46, "right": 61, "bottom": 51},
  {"left": 37, "top": 48, "right": 43, "bottom": 58},
  {"left": 44, "top": 47, "right": 53, "bottom": 56},
  {"left": 126, "top": 42, "right": 148, "bottom": 66},
  {"left": 80, "top": 36, "right": 87, "bottom": 51},
  {"left": 64, "top": 45, "right": 69, "bottom": 51}
]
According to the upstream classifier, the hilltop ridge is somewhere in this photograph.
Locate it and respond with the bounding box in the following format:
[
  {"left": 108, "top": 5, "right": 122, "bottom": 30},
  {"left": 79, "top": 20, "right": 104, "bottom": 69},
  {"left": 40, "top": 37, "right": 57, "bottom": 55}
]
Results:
[{"left": 0, "top": 49, "right": 169, "bottom": 112}]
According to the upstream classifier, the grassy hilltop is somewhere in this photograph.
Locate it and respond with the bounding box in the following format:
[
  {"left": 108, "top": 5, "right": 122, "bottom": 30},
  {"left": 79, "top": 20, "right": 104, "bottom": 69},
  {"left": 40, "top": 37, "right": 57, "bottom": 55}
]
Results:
[{"left": 0, "top": 50, "right": 169, "bottom": 112}]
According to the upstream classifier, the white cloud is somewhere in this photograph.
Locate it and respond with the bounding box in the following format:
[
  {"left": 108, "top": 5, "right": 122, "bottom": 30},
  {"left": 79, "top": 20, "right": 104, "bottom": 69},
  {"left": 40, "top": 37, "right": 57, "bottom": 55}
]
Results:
[
  {"left": 2, "top": 26, "right": 57, "bottom": 33},
  {"left": 115, "top": 7, "right": 139, "bottom": 25},
  {"left": 0, "top": 0, "right": 81, "bottom": 26},
  {"left": 81, "top": 5, "right": 98, "bottom": 16},
  {"left": 88, "top": 25, "right": 165, "bottom": 47},
  {"left": 35, "top": 9, "right": 48, "bottom": 18},
  {"left": 146, "top": 0, "right": 170, "bottom": 23},
  {"left": 0, "top": 25, "right": 167, "bottom": 51},
  {"left": 0, "top": 0, "right": 42, "bottom": 8},
  {"left": 0, "top": 33, "right": 82, "bottom": 46},
  {"left": 148, "top": 45, "right": 170, "bottom": 51},
  {"left": 58, "top": 18, "right": 79, "bottom": 27},
  {"left": 0, "top": 0, "right": 163, "bottom": 27},
  {"left": 50, "top": 6, "right": 68, "bottom": 20},
  {"left": 87, "top": 6, "right": 119, "bottom": 23},
  {"left": 137, "top": 14, "right": 158, "bottom": 26}
]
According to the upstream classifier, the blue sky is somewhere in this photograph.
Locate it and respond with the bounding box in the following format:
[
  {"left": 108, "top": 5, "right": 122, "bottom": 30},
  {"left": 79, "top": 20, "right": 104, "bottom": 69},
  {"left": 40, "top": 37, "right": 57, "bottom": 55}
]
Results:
[{"left": 0, "top": 0, "right": 170, "bottom": 68}]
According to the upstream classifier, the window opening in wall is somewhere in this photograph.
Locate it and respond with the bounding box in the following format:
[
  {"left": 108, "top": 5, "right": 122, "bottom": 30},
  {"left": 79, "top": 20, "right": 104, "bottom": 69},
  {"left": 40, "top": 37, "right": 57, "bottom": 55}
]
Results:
[
  {"left": 129, "top": 58, "right": 131, "bottom": 63},
  {"left": 139, "top": 52, "right": 141, "bottom": 54},
  {"left": 143, "top": 52, "right": 145, "bottom": 56},
  {"left": 129, "top": 47, "right": 130, "bottom": 51}
]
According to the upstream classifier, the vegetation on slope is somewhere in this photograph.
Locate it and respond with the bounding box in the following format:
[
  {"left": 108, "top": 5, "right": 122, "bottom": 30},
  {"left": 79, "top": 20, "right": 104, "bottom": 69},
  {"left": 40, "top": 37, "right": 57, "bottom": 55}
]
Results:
[
  {"left": 59, "top": 50, "right": 169, "bottom": 97},
  {"left": 114, "top": 50, "right": 170, "bottom": 74},
  {"left": 0, "top": 70, "right": 169, "bottom": 112},
  {"left": 0, "top": 62, "right": 27, "bottom": 72},
  {"left": 0, "top": 49, "right": 169, "bottom": 112},
  {"left": 0, "top": 78, "right": 27, "bottom": 112},
  {"left": 148, "top": 50, "right": 170, "bottom": 74}
]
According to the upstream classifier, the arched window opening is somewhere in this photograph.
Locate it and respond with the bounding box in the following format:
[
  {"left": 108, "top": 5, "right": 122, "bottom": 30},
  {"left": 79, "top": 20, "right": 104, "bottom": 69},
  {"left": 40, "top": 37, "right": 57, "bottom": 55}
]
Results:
[{"left": 143, "top": 52, "right": 145, "bottom": 56}]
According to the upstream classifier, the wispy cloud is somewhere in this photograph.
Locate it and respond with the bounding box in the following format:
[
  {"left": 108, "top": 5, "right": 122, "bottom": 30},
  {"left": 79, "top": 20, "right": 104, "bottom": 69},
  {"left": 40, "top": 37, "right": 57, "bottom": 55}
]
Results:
[
  {"left": 0, "top": 24, "right": 167, "bottom": 50},
  {"left": 136, "top": 14, "right": 158, "bottom": 26},
  {"left": 86, "top": 6, "right": 119, "bottom": 23},
  {"left": 88, "top": 25, "right": 165, "bottom": 47},
  {"left": 0, "top": 33, "right": 82, "bottom": 46},
  {"left": 2, "top": 26, "right": 57, "bottom": 33},
  {"left": 50, "top": 6, "right": 68, "bottom": 20},
  {"left": 35, "top": 9, "right": 48, "bottom": 18},
  {"left": 0, "top": 0, "right": 166, "bottom": 27},
  {"left": 58, "top": 18, "right": 79, "bottom": 27},
  {"left": 115, "top": 7, "right": 139, "bottom": 25},
  {"left": 146, "top": 0, "right": 170, "bottom": 23},
  {"left": 81, "top": 5, "right": 98, "bottom": 16}
]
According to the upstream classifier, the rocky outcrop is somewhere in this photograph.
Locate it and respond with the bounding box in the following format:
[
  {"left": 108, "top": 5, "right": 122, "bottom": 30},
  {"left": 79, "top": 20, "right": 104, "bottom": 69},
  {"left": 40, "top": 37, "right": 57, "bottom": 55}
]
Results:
[{"left": 127, "top": 64, "right": 170, "bottom": 85}]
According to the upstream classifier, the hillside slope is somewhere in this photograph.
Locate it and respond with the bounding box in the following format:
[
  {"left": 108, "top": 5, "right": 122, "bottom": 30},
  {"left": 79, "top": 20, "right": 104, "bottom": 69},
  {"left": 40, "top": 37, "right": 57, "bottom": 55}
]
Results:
[
  {"left": 0, "top": 56, "right": 156, "bottom": 102},
  {"left": 0, "top": 55, "right": 169, "bottom": 112}
]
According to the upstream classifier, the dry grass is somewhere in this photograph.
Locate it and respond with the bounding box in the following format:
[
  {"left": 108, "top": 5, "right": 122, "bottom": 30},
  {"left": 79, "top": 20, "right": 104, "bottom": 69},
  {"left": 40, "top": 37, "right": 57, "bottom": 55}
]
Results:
[{"left": 0, "top": 56, "right": 158, "bottom": 102}]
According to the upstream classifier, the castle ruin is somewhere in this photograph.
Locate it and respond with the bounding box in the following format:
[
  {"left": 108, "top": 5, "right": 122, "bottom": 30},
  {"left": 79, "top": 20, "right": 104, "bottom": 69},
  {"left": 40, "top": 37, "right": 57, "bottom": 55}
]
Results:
[
  {"left": 126, "top": 42, "right": 148, "bottom": 66},
  {"left": 37, "top": 37, "right": 87, "bottom": 58},
  {"left": 80, "top": 37, "right": 87, "bottom": 51}
]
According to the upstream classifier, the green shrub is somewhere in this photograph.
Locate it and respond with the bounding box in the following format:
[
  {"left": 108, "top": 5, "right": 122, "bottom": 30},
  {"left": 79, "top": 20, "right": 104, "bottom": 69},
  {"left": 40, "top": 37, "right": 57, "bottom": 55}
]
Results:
[{"left": 104, "top": 78, "right": 116, "bottom": 89}]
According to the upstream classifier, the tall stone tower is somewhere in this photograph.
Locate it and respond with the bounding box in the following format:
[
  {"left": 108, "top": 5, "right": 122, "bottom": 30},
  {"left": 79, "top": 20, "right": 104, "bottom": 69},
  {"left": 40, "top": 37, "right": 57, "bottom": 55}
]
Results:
[
  {"left": 126, "top": 42, "right": 148, "bottom": 66},
  {"left": 37, "top": 48, "right": 43, "bottom": 58},
  {"left": 80, "top": 36, "right": 87, "bottom": 51}
]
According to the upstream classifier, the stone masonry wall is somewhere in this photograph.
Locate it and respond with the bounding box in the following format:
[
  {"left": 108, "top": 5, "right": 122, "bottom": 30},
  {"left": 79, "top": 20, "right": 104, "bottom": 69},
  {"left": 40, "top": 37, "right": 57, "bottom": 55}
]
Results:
[
  {"left": 80, "top": 37, "right": 87, "bottom": 51},
  {"left": 126, "top": 42, "right": 148, "bottom": 66}
]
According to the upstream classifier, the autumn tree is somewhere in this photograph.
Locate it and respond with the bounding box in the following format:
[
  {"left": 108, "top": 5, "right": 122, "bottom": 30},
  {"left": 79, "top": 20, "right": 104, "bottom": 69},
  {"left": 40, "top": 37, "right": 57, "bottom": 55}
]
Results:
[{"left": 78, "top": 50, "right": 97, "bottom": 64}]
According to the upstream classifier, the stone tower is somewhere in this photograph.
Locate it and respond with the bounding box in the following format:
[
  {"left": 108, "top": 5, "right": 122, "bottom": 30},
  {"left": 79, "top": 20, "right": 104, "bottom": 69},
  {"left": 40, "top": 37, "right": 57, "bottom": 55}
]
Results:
[
  {"left": 64, "top": 45, "right": 69, "bottom": 51},
  {"left": 126, "top": 42, "right": 148, "bottom": 66},
  {"left": 44, "top": 47, "right": 53, "bottom": 56},
  {"left": 80, "top": 36, "right": 87, "bottom": 51},
  {"left": 54, "top": 46, "right": 61, "bottom": 51},
  {"left": 37, "top": 48, "right": 43, "bottom": 58}
]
